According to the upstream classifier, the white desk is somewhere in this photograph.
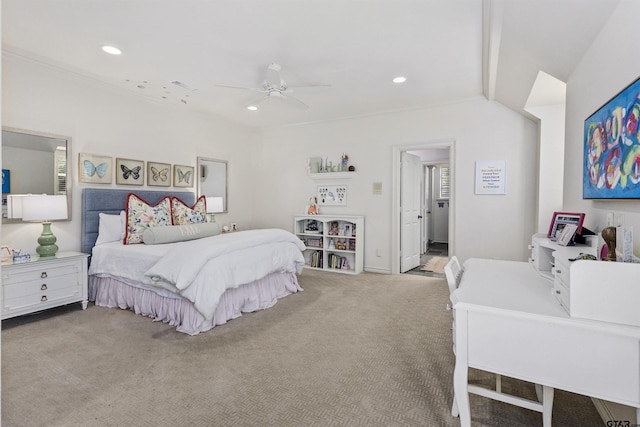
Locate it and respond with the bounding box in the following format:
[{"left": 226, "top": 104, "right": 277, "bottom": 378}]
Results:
[{"left": 452, "top": 258, "right": 640, "bottom": 426}]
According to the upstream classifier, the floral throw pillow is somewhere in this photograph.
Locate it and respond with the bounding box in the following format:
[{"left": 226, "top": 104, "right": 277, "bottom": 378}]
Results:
[
  {"left": 124, "top": 193, "right": 172, "bottom": 245},
  {"left": 171, "top": 196, "right": 207, "bottom": 225}
]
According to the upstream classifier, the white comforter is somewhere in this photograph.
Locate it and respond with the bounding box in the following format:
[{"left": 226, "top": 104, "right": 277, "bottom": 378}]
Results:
[{"left": 144, "top": 228, "right": 305, "bottom": 321}]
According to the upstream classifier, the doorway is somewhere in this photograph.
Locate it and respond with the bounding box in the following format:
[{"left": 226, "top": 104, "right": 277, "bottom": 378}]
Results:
[{"left": 391, "top": 141, "right": 454, "bottom": 275}]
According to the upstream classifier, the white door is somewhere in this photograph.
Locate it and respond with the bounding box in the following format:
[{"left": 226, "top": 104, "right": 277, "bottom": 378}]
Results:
[
  {"left": 421, "top": 165, "right": 431, "bottom": 254},
  {"left": 401, "top": 152, "right": 421, "bottom": 272}
]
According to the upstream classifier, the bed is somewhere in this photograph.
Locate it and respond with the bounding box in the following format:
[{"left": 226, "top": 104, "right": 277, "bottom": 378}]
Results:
[{"left": 82, "top": 188, "right": 305, "bottom": 335}]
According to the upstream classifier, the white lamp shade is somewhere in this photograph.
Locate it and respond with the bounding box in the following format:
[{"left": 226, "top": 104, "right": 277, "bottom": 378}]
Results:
[
  {"left": 6, "top": 194, "right": 28, "bottom": 219},
  {"left": 206, "top": 196, "right": 224, "bottom": 213},
  {"left": 21, "top": 195, "right": 68, "bottom": 221}
]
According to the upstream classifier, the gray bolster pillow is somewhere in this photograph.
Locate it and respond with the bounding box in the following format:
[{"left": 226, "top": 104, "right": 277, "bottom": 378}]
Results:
[{"left": 143, "top": 223, "right": 221, "bottom": 245}]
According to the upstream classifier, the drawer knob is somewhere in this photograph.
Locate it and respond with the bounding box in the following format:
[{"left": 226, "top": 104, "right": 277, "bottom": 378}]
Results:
[
  {"left": 555, "top": 290, "right": 561, "bottom": 294},
  {"left": 41, "top": 272, "right": 48, "bottom": 279},
  {"left": 556, "top": 269, "right": 562, "bottom": 274},
  {"left": 41, "top": 284, "right": 48, "bottom": 291},
  {"left": 41, "top": 295, "right": 48, "bottom": 302}
]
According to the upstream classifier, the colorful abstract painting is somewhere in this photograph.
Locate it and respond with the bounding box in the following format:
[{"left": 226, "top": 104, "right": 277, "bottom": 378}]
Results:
[{"left": 584, "top": 76, "right": 640, "bottom": 198}]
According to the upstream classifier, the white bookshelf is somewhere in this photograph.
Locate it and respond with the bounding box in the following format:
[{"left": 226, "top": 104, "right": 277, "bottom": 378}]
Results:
[{"left": 294, "top": 215, "right": 364, "bottom": 274}]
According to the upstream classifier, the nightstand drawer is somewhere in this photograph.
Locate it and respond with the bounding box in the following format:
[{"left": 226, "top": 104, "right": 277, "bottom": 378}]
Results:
[
  {"left": 3, "top": 262, "right": 80, "bottom": 286},
  {"left": 3, "top": 286, "right": 81, "bottom": 314},
  {"left": 3, "top": 271, "right": 79, "bottom": 300}
]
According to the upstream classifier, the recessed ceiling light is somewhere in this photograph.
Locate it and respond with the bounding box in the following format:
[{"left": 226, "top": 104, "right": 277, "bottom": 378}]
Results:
[
  {"left": 247, "top": 106, "right": 258, "bottom": 111},
  {"left": 102, "top": 45, "right": 122, "bottom": 55},
  {"left": 393, "top": 76, "right": 407, "bottom": 84}
]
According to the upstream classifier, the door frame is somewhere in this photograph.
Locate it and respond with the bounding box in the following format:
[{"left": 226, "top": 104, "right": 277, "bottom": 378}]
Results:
[{"left": 391, "top": 139, "right": 455, "bottom": 275}]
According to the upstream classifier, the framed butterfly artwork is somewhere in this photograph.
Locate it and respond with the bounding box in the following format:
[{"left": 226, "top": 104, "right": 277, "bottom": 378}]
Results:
[
  {"left": 116, "top": 158, "right": 144, "bottom": 186},
  {"left": 173, "top": 164, "right": 194, "bottom": 188},
  {"left": 147, "top": 161, "right": 171, "bottom": 187},
  {"left": 79, "top": 153, "right": 112, "bottom": 184}
]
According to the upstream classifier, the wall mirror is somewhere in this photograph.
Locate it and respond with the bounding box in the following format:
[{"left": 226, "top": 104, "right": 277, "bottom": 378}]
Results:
[
  {"left": 2, "top": 127, "right": 72, "bottom": 223},
  {"left": 197, "top": 157, "right": 228, "bottom": 213}
]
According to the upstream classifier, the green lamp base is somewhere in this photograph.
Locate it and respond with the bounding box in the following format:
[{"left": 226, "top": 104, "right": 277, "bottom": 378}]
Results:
[{"left": 36, "top": 222, "right": 59, "bottom": 257}]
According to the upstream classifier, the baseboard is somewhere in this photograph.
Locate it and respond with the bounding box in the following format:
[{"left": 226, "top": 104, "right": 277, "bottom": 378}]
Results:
[
  {"left": 364, "top": 266, "right": 391, "bottom": 274},
  {"left": 592, "top": 398, "right": 636, "bottom": 424}
]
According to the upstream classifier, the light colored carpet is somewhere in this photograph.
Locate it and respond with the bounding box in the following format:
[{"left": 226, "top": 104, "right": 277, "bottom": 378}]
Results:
[
  {"left": 2, "top": 269, "right": 603, "bottom": 426},
  {"left": 421, "top": 256, "right": 448, "bottom": 273}
]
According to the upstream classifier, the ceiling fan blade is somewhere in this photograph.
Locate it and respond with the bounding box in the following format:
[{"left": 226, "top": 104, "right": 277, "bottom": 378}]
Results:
[
  {"left": 243, "top": 93, "right": 269, "bottom": 109},
  {"left": 280, "top": 93, "right": 310, "bottom": 110},
  {"left": 286, "top": 83, "right": 331, "bottom": 91},
  {"left": 215, "top": 84, "right": 263, "bottom": 92}
]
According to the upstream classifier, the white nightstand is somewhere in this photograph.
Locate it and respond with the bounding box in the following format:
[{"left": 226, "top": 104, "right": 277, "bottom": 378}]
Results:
[{"left": 1, "top": 251, "right": 89, "bottom": 320}]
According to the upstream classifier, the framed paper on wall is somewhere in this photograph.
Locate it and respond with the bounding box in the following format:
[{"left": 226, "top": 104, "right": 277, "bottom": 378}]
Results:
[
  {"left": 147, "top": 161, "right": 171, "bottom": 187},
  {"left": 547, "top": 211, "right": 585, "bottom": 241},
  {"left": 475, "top": 160, "right": 506, "bottom": 195},
  {"left": 116, "top": 158, "right": 144, "bottom": 186},
  {"left": 173, "top": 164, "right": 194, "bottom": 187},
  {"left": 584, "top": 75, "right": 640, "bottom": 199},
  {"left": 79, "top": 153, "right": 112, "bottom": 184}
]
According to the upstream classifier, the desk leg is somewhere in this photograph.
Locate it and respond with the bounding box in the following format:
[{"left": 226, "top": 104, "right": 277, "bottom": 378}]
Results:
[
  {"left": 542, "top": 385, "right": 554, "bottom": 427},
  {"left": 453, "top": 309, "right": 471, "bottom": 426}
]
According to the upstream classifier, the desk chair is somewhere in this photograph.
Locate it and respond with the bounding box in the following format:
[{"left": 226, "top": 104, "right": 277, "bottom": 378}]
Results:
[{"left": 445, "top": 257, "right": 554, "bottom": 426}]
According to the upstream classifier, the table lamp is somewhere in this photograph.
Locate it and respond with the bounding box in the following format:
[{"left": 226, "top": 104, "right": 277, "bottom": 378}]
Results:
[
  {"left": 206, "top": 196, "right": 224, "bottom": 223},
  {"left": 21, "top": 194, "right": 68, "bottom": 257}
]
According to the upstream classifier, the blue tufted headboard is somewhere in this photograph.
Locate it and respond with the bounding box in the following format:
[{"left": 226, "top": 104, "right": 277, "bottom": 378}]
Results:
[{"left": 81, "top": 188, "right": 195, "bottom": 258}]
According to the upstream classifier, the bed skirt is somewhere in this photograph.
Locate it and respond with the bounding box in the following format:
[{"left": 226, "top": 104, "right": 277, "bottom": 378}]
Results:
[{"left": 88, "top": 272, "right": 302, "bottom": 335}]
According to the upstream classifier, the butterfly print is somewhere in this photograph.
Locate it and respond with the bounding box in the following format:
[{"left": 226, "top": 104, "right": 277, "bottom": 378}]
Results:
[
  {"left": 84, "top": 160, "right": 108, "bottom": 178},
  {"left": 176, "top": 168, "right": 192, "bottom": 184},
  {"left": 151, "top": 166, "right": 168, "bottom": 182},
  {"left": 121, "top": 164, "right": 141, "bottom": 180}
]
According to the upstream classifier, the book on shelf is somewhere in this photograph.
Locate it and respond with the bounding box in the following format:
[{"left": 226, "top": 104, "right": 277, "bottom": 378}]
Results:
[
  {"left": 310, "top": 250, "right": 323, "bottom": 268},
  {"left": 328, "top": 253, "right": 350, "bottom": 270}
]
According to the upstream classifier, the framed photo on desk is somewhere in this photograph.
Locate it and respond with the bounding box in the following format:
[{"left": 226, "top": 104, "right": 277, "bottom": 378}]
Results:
[{"left": 548, "top": 211, "right": 585, "bottom": 241}]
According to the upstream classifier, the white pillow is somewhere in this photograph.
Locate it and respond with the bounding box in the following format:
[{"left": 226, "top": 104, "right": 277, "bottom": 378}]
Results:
[
  {"left": 95, "top": 211, "right": 126, "bottom": 246},
  {"left": 143, "top": 223, "right": 221, "bottom": 245}
]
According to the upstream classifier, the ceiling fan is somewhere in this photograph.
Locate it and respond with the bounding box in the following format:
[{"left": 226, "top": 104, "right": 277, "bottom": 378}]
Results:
[{"left": 215, "top": 63, "right": 330, "bottom": 110}]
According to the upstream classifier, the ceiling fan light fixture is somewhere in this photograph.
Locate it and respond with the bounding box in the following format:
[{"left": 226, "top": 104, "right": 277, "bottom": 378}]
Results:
[
  {"left": 101, "top": 45, "right": 122, "bottom": 55},
  {"left": 393, "top": 76, "right": 407, "bottom": 84}
]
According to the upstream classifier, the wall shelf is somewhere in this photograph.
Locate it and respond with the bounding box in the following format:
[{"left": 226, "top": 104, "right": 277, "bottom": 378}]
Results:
[{"left": 308, "top": 172, "right": 356, "bottom": 179}]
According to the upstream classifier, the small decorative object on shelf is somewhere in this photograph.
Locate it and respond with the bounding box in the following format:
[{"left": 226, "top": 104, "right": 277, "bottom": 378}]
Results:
[
  {"left": 329, "top": 221, "right": 339, "bottom": 235},
  {"left": 12, "top": 250, "right": 31, "bottom": 264},
  {"left": 1, "top": 245, "right": 13, "bottom": 262},
  {"left": 307, "top": 196, "right": 318, "bottom": 215},
  {"left": 601, "top": 226, "right": 617, "bottom": 261},
  {"left": 341, "top": 153, "right": 349, "bottom": 171},
  {"left": 305, "top": 220, "right": 320, "bottom": 233}
]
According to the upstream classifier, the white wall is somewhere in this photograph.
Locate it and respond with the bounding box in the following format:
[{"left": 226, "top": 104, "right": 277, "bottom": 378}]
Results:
[
  {"left": 1, "top": 53, "right": 258, "bottom": 253},
  {"left": 526, "top": 104, "right": 565, "bottom": 233},
  {"left": 254, "top": 98, "right": 538, "bottom": 272},
  {"left": 564, "top": 1, "right": 640, "bottom": 254}
]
